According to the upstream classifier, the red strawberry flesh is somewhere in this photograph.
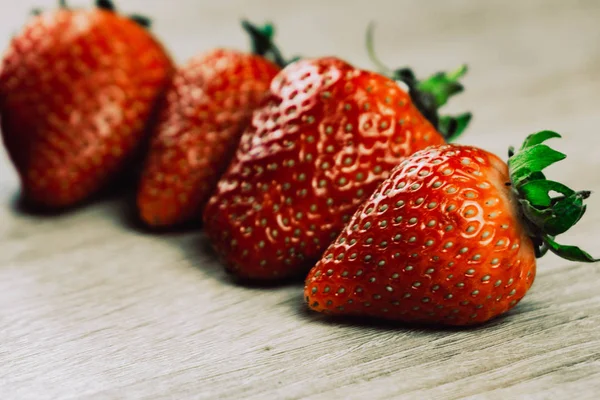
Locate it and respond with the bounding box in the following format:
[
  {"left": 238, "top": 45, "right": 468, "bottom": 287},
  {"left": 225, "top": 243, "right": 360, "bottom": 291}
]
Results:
[
  {"left": 304, "top": 144, "right": 537, "bottom": 325},
  {"left": 203, "top": 57, "right": 448, "bottom": 280}
]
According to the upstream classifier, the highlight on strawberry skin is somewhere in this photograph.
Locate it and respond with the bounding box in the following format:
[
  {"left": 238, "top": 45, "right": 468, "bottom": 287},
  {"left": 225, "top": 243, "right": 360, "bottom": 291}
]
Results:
[{"left": 304, "top": 131, "right": 597, "bottom": 326}]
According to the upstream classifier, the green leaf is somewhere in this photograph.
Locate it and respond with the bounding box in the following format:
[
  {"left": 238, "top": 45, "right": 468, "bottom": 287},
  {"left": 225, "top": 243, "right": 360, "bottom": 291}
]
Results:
[
  {"left": 545, "top": 193, "right": 587, "bottom": 236},
  {"left": 510, "top": 131, "right": 596, "bottom": 263},
  {"left": 518, "top": 189, "right": 588, "bottom": 237},
  {"left": 508, "top": 144, "right": 566, "bottom": 186},
  {"left": 286, "top": 56, "right": 302, "bottom": 64},
  {"left": 96, "top": 0, "right": 116, "bottom": 11},
  {"left": 241, "top": 20, "right": 291, "bottom": 67},
  {"left": 129, "top": 14, "right": 152, "bottom": 28},
  {"left": 259, "top": 23, "right": 275, "bottom": 40},
  {"left": 528, "top": 171, "right": 547, "bottom": 182},
  {"left": 520, "top": 180, "right": 575, "bottom": 207},
  {"left": 544, "top": 236, "right": 598, "bottom": 263},
  {"left": 416, "top": 65, "right": 468, "bottom": 108},
  {"left": 520, "top": 130, "right": 561, "bottom": 150},
  {"left": 518, "top": 199, "right": 554, "bottom": 228},
  {"left": 438, "top": 113, "right": 472, "bottom": 142}
]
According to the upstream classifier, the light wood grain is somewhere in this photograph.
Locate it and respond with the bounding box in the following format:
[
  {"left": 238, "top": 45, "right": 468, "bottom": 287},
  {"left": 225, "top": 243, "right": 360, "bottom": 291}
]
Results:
[{"left": 1, "top": 1, "right": 600, "bottom": 399}]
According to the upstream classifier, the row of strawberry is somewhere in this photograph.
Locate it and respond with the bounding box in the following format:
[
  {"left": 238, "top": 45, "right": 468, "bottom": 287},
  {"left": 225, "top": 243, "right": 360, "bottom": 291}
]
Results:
[{"left": 0, "top": 1, "right": 596, "bottom": 326}]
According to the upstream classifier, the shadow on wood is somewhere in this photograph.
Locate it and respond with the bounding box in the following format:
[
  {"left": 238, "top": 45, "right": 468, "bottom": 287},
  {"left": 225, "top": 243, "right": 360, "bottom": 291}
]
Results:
[{"left": 290, "top": 290, "right": 519, "bottom": 333}]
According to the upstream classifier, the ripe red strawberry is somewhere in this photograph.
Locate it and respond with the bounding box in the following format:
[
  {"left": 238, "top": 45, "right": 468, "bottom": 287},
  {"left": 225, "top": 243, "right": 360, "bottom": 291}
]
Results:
[
  {"left": 0, "top": 0, "right": 173, "bottom": 209},
  {"left": 136, "top": 21, "right": 289, "bottom": 227},
  {"left": 203, "top": 54, "right": 471, "bottom": 281},
  {"left": 304, "top": 131, "right": 597, "bottom": 325}
]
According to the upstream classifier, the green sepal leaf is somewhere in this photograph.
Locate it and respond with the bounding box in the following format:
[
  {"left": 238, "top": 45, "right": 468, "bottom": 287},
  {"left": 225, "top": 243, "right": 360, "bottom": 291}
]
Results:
[
  {"left": 129, "top": 14, "right": 152, "bottom": 28},
  {"left": 528, "top": 171, "right": 547, "bottom": 182},
  {"left": 96, "top": 0, "right": 116, "bottom": 11},
  {"left": 286, "top": 56, "right": 302, "bottom": 65},
  {"left": 520, "top": 130, "right": 561, "bottom": 150},
  {"left": 544, "top": 236, "right": 599, "bottom": 263},
  {"left": 520, "top": 180, "right": 575, "bottom": 207},
  {"left": 508, "top": 144, "right": 566, "bottom": 186},
  {"left": 438, "top": 113, "right": 472, "bottom": 142},
  {"left": 518, "top": 199, "right": 553, "bottom": 229},
  {"left": 416, "top": 65, "right": 468, "bottom": 108},
  {"left": 546, "top": 194, "right": 588, "bottom": 236},
  {"left": 509, "top": 131, "right": 597, "bottom": 263},
  {"left": 241, "top": 20, "right": 293, "bottom": 68},
  {"left": 259, "top": 24, "right": 275, "bottom": 40},
  {"left": 518, "top": 189, "right": 588, "bottom": 237}
]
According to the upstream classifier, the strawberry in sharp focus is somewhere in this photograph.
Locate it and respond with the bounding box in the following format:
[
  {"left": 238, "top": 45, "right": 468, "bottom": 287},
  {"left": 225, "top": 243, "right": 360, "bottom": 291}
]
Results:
[
  {"left": 203, "top": 42, "right": 471, "bottom": 280},
  {"left": 0, "top": 0, "right": 173, "bottom": 209},
  {"left": 304, "top": 131, "right": 598, "bottom": 326},
  {"left": 136, "top": 21, "right": 291, "bottom": 228}
]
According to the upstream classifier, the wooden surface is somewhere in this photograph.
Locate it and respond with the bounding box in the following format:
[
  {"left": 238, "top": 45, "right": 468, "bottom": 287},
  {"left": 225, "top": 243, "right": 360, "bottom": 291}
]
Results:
[{"left": 2, "top": 1, "right": 600, "bottom": 399}]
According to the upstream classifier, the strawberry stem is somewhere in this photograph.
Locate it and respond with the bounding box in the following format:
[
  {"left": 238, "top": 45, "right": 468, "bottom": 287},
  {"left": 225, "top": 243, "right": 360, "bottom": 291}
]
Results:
[
  {"left": 129, "top": 14, "right": 151, "bottom": 28},
  {"left": 241, "top": 20, "right": 298, "bottom": 68},
  {"left": 96, "top": 0, "right": 116, "bottom": 11},
  {"left": 95, "top": 0, "right": 153, "bottom": 28},
  {"left": 508, "top": 131, "right": 598, "bottom": 263},
  {"left": 365, "top": 22, "right": 471, "bottom": 142},
  {"left": 365, "top": 22, "right": 394, "bottom": 77}
]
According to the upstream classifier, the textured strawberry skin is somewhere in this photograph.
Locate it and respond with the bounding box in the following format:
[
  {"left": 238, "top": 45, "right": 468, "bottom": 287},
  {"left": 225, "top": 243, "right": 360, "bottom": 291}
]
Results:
[
  {"left": 0, "top": 9, "right": 173, "bottom": 208},
  {"left": 137, "top": 49, "right": 280, "bottom": 227},
  {"left": 203, "top": 57, "right": 446, "bottom": 280},
  {"left": 304, "top": 144, "right": 536, "bottom": 325}
]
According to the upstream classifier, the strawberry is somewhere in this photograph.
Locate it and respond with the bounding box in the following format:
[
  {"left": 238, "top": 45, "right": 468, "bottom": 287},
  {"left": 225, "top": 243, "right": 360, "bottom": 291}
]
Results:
[
  {"left": 0, "top": 0, "right": 173, "bottom": 209},
  {"left": 304, "top": 131, "right": 597, "bottom": 325},
  {"left": 203, "top": 53, "right": 471, "bottom": 281},
  {"left": 136, "top": 21, "right": 290, "bottom": 227}
]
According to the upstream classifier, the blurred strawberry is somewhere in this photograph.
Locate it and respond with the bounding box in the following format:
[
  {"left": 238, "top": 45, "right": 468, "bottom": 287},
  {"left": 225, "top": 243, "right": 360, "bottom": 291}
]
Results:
[
  {"left": 0, "top": 0, "right": 173, "bottom": 209},
  {"left": 136, "top": 21, "right": 294, "bottom": 228}
]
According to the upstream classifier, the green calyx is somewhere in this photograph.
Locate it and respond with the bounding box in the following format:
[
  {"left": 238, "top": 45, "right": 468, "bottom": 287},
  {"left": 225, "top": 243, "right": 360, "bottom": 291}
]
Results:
[
  {"left": 128, "top": 15, "right": 151, "bottom": 28},
  {"left": 50, "top": 1, "right": 151, "bottom": 28},
  {"left": 94, "top": 0, "right": 152, "bottom": 28},
  {"left": 508, "top": 130, "right": 598, "bottom": 263},
  {"left": 241, "top": 20, "right": 299, "bottom": 69},
  {"left": 365, "top": 23, "right": 471, "bottom": 142},
  {"left": 95, "top": 0, "right": 116, "bottom": 11}
]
